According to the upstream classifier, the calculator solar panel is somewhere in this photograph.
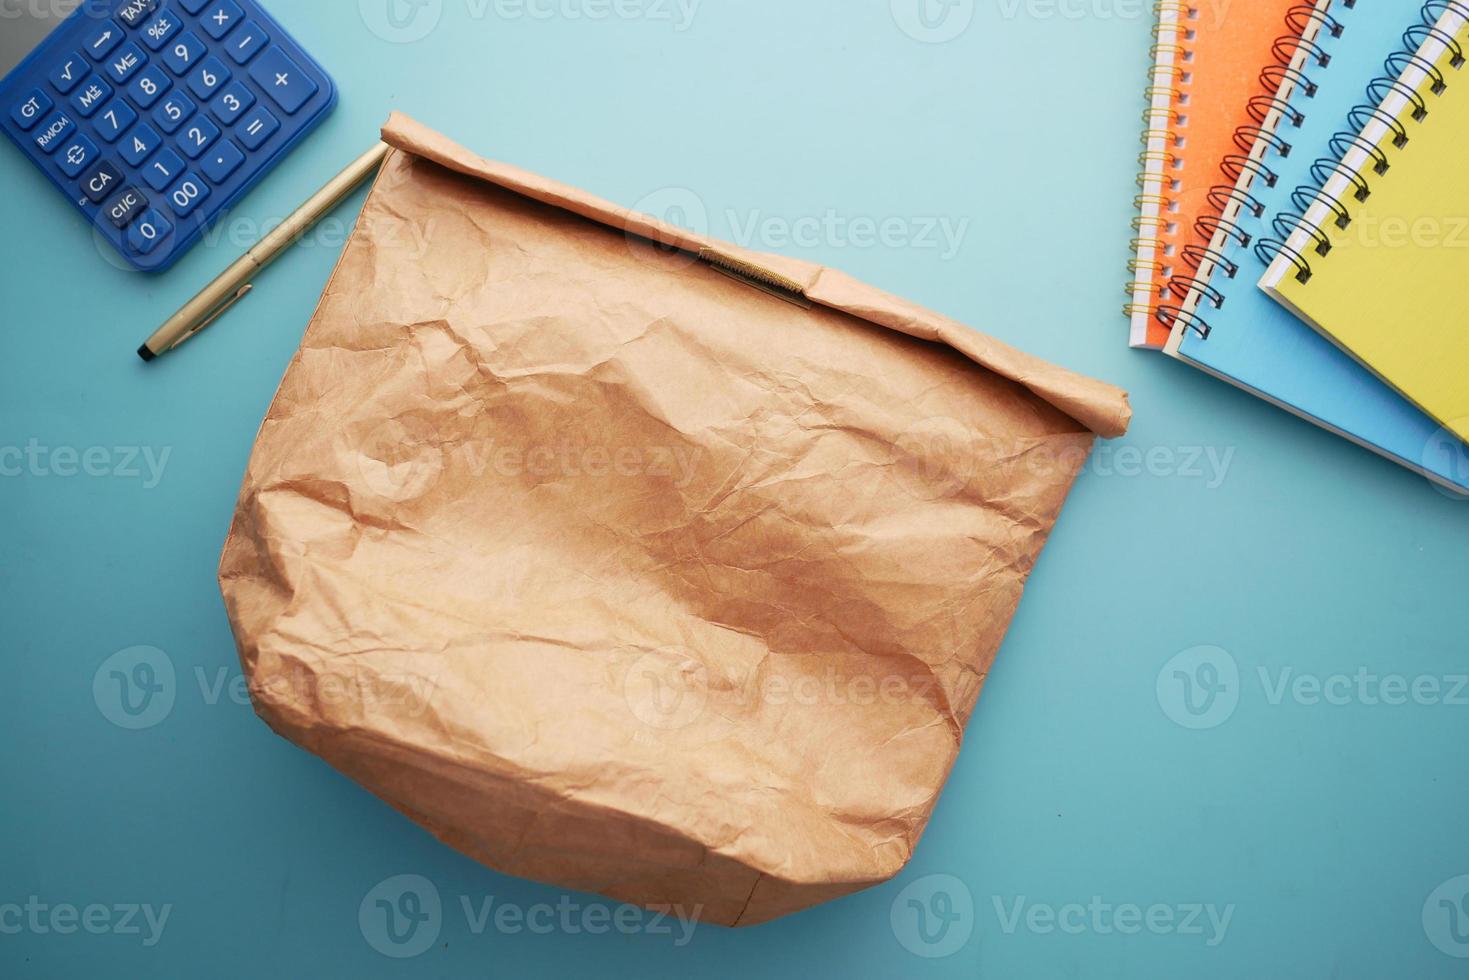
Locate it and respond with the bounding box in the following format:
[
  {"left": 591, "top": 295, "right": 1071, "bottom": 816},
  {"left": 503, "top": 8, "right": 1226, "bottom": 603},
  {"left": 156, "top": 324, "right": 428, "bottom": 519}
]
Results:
[{"left": 0, "top": 0, "right": 335, "bottom": 272}]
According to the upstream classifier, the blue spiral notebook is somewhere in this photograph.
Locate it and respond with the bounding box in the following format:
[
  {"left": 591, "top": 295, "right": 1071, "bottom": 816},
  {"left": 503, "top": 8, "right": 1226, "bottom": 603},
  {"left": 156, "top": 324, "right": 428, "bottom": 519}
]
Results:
[{"left": 1160, "top": 0, "right": 1469, "bottom": 493}]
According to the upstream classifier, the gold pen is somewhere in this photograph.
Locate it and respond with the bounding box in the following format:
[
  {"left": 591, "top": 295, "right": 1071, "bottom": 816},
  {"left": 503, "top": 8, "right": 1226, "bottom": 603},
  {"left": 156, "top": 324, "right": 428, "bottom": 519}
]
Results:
[{"left": 138, "top": 141, "right": 392, "bottom": 362}]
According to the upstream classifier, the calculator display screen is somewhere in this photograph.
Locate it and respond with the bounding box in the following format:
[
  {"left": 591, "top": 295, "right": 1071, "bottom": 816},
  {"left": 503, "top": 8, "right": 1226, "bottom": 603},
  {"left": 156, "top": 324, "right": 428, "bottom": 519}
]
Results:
[{"left": 0, "top": 1, "right": 85, "bottom": 80}]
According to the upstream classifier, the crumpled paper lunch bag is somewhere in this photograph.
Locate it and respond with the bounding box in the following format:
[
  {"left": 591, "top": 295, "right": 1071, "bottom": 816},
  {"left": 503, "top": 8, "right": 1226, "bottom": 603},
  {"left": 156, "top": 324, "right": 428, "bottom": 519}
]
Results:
[{"left": 219, "top": 113, "right": 1131, "bottom": 927}]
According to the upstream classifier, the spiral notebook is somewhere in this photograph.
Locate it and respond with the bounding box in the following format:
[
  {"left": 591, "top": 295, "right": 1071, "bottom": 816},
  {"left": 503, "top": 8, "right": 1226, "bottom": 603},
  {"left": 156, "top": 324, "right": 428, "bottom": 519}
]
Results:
[
  {"left": 1123, "top": 0, "right": 1300, "bottom": 349},
  {"left": 1262, "top": 5, "right": 1469, "bottom": 445},
  {"left": 1163, "top": 0, "right": 1469, "bottom": 493}
]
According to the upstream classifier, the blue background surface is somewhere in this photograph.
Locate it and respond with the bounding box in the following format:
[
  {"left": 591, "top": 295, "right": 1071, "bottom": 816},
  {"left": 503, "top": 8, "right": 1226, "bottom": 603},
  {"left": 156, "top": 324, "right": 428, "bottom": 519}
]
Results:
[{"left": 3, "top": 2, "right": 1468, "bottom": 977}]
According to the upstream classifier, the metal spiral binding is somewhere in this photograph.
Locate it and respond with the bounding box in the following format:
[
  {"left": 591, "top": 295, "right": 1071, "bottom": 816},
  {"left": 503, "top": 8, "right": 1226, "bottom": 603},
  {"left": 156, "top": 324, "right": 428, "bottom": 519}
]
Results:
[
  {"left": 1255, "top": 1, "right": 1469, "bottom": 283},
  {"left": 1123, "top": 0, "right": 1196, "bottom": 322},
  {"left": 1160, "top": 3, "right": 1336, "bottom": 338}
]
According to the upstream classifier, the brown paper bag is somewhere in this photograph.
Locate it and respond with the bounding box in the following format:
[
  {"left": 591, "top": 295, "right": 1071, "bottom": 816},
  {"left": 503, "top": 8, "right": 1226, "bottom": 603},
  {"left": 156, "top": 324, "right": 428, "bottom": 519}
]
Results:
[{"left": 219, "top": 113, "right": 1130, "bottom": 927}]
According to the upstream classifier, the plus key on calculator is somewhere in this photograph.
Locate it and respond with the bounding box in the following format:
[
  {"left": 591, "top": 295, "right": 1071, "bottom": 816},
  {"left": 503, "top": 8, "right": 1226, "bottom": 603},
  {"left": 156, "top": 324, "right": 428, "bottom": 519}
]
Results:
[{"left": 0, "top": 0, "right": 336, "bottom": 272}]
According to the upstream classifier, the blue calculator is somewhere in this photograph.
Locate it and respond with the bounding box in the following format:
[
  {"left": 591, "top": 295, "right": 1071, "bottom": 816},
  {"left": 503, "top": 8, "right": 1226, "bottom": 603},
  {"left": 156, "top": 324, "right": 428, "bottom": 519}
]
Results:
[{"left": 0, "top": 0, "right": 336, "bottom": 272}]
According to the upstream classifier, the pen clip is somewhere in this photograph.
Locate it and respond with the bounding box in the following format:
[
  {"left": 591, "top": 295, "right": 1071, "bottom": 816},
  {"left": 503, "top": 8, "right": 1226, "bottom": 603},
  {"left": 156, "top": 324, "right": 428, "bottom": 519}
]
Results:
[{"left": 170, "top": 283, "right": 253, "bottom": 351}]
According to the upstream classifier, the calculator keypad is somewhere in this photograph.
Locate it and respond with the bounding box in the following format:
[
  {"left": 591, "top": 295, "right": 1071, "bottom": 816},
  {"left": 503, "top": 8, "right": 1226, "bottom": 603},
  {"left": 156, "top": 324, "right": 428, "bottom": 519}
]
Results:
[{"left": 2, "top": 0, "right": 336, "bottom": 271}]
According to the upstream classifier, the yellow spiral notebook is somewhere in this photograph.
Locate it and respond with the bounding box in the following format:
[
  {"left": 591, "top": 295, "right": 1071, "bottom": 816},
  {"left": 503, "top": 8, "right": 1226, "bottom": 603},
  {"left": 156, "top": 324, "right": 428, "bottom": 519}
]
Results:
[{"left": 1261, "top": 5, "right": 1469, "bottom": 443}]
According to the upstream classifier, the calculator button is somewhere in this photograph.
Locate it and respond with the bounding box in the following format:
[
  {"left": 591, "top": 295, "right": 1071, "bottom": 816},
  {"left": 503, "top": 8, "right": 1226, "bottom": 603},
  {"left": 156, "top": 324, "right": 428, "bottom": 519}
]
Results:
[
  {"left": 102, "top": 186, "right": 149, "bottom": 228},
  {"left": 9, "top": 89, "right": 53, "bottom": 130},
  {"left": 165, "top": 173, "right": 211, "bottom": 217},
  {"left": 139, "top": 10, "right": 182, "bottom": 51},
  {"left": 127, "top": 208, "right": 173, "bottom": 254},
  {"left": 80, "top": 160, "right": 124, "bottom": 203},
  {"left": 104, "top": 41, "right": 148, "bottom": 85},
  {"left": 179, "top": 115, "right": 220, "bottom": 158},
  {"left": 56, "top": 134, "right": 100, "bottom": 178},
  {"left": 153, "top": 92, "right": 196, "bottom": 133},
  {"left": 128, "top": 64, "right": 172, "bottom": 108},
  {"left": 69, "top": 75, "right": 113, "bottom": 117},
  {"left": 177, "top": 0, "right": 210, "bottom": 12},
  {"left": 163, "top": 32, "right": 206, "bottom": 75},
  {"left": 142, "top": 147, "right": 185, "bottom": 191},
  {"left": 211, "top": 80, "right": 254, "bottom": 125},
  {"left": 236, "top": 104, "right": 278, "bottom": 150},
  {"left": 95, "top": 99, "right": 138, "bottom": 142},
  {"left": 249, "top": 47, "right": 317, "bottom": 114},
  {"left": 84, "top": 21, "right": 125, "bottom": 62},
  {"left": 116, "top": 0, "right": 159, "bottom": 29},
  {"left": 120, "top": 122, "right": 162, "bottom": 166},
  {"left": 187, "top": 56, "right": 231, "bottom": 99},
  {"left": 32, "top": 112, "right": 75, "bottom": 154},
  {"left": 200, "top": 0, "right": 245, "bottom": 40},
  {"left": 49, "top": 54, "right": 88, "bottom": 95},
  {"left": 226, "top": 20, "right": 269, "bottom": 64},
  {"left": 200, "top": 138, "right": 244, "bottom": 183}
]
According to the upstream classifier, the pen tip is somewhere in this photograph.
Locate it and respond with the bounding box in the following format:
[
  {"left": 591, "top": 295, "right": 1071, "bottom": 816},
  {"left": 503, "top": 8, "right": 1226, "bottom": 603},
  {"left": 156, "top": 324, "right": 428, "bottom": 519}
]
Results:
[{"left": 137, "top": 344, "right": 157, "bottom": 363}]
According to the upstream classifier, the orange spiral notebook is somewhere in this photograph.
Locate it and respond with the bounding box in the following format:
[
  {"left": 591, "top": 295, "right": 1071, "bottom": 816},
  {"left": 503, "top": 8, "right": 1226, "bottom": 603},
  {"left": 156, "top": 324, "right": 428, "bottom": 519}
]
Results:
[{"left": 1124, "top": 0, "right": 1303, "bottom": 349}]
